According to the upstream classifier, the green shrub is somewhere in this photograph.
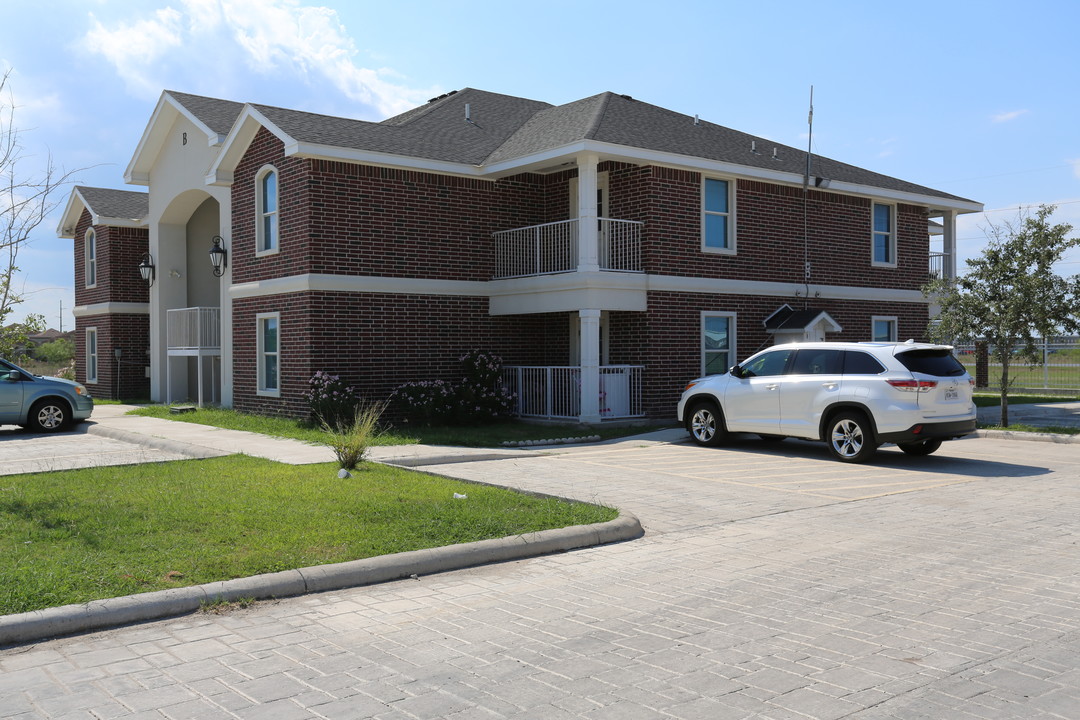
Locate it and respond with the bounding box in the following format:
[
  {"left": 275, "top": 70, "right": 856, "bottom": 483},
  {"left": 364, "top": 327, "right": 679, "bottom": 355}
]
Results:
[
  {"left": 305, "top": 371, "right": 360, "bottom": 426},
  {"left": 32, "top": 337, "right": 75, "bottom": 365},
  {"left": 389, "top": 379, "right": 457, "bottom": 425}
]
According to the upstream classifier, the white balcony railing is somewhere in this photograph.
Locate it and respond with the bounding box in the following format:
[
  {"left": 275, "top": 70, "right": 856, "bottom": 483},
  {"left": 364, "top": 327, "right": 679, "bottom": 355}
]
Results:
[
  {"left": 501, "top": 365, "right": 645, "bottom": 420},
  {"left": 167, "top": 307, "right": 221, "bottom": 351},
  {"left": 493, "top": 218, "right": 643, "bottom": 279},
  {"left": 929, "top": 251, "right": 949, "bottom": 280}
]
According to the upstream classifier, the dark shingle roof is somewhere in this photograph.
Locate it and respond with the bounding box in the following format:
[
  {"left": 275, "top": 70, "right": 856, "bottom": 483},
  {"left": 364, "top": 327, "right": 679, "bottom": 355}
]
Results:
[
  {"left": 165, "top": 91, "right": 245, "bottom": 137},
  {"left": 251, "top": 88, "right": 552, "bottom": 166},
  {"left": 75, "top": 186, "right": 148, "bottom": 222}
]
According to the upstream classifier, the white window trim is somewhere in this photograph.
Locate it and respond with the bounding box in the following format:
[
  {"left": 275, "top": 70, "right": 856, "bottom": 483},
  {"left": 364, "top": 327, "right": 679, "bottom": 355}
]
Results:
[
  {"left": 701, "top": 176, "right": 737, "bottom": 255},
  {"left": 85, "top": 228, "right": 98, "bottom": 288},
  {"left": 256, "top": 312, "right": 281, "bottom": 397},
  {"left": 871, "top": 202, "right": 897, "bottom": 268},
  {"left": 85, "top": 327, "right": 99, "bottom": 384},
  {"left": 701, "top": 311, "right": 737, "bottom": 376},
  {"left": 871, "top": 315, "right": 898, "bottom": 342},
  {"left": 255, "top": 165, "right": 280, "bottom": 257}
]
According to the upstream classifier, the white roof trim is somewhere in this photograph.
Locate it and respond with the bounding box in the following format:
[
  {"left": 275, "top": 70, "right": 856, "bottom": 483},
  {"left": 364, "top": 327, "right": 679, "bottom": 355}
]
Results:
[
  {"left": 56, "top": 187, "right": 147, "bottom": 238},
  {"left": 126, "top": 91, "right": 228, "bottom": 186}
]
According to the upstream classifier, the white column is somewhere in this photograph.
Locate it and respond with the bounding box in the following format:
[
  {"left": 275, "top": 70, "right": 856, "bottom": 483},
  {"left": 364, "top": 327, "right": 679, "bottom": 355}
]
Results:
[
  {"left": 941, "top": 210, "right": 957, "bottom": 279},
  {"left": 577, "top": 153, "right": 600, "bottom": 273},
  {"left": 579, "top": 308, "right": 602, "bottom": 423}
]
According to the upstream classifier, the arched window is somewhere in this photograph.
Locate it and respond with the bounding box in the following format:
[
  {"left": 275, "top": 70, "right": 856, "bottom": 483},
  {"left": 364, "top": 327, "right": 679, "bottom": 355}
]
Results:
[
  {"left": 256, "top": 166, "right": 279, "bottom": 253},
  {"left": 85, "top": 229, "right": 97, "bottom": 286}
]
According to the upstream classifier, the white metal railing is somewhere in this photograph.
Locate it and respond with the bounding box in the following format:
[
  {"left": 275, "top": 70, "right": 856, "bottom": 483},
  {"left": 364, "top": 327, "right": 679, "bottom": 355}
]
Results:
[
  {"left": 494, "top": 219, "right": 578, "bottom": 279},
  {"left": 493, "top": 218, "right": 643, "bottom": 278},
  {"left": 929, "top": 251, "right": 949, "bottom": 280},
  {"left": 167, "top": 307, "right": 221, "bottom": 350},
  {"left": 501, "top": 365, "right": 645, "bottom": 420}
]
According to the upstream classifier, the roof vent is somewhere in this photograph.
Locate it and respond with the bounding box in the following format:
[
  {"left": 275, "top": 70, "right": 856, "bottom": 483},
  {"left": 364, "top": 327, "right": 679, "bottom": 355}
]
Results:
[
  {"left": 465, "top": 103, "right": 472, "bottom": 123},
  {"left": 427, "top": 90, "right": 458, "bottom": 104},
  {"left": 751, "top": 141, "right": 761, "bottom": 155},
  {"left": 772, "top": 147, "right": 780, "bottom": 161},
  {"left": 694, "top": 114, "right": 700, "bottom": 126},
  {"left": 620, "top": 94, "right": 634, "bottom": 101}
]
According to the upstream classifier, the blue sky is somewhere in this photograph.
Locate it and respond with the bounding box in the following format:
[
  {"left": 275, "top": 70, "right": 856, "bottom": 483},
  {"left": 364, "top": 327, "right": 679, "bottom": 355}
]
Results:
[{"left": 2, "top": 0, "right": 1078, "bottom": 329}]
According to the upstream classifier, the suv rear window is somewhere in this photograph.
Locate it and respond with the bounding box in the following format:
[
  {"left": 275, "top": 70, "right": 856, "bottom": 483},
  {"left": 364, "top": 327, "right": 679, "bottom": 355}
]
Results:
[{"left": 895, "top": 349, "right": 966, "bottom": 377}]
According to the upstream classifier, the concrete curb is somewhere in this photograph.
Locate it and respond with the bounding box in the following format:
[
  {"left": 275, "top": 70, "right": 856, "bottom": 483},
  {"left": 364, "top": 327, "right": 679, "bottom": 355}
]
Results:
[
  {"left": 85, "top": 423, "right": 231, "bottom": 459},
  {"left": 0, "top": 513, "right": 643, "bottom": 647},
  {"left": 974, "top": 429, "right": 1080, "bottom": 444}
]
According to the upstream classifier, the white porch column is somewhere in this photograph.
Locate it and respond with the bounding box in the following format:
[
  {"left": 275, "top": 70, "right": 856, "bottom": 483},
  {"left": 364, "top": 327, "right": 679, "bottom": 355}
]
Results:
[
  {"left": 941, "top": 210, "right": 957, "bottom": 279},
  {"left": 577, "top": 153, "right": 600, "bottom": 273},
  {"left": 579, "top": 308, "right": 602, "bottom": 423}
]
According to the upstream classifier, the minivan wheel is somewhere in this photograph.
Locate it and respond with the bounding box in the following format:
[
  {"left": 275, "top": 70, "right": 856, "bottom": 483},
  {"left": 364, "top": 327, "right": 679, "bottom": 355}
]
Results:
[
  {"left": 687, "top": 401, "right": 727, "bottom": 447},
  {"left": 27, "top": 399, "right": 70, "bottom": 433},
  {"left": 826, "top": 411, "right": 877, "bottom": 463},
  {"left": 898, "top": 438, "right": 943, "bottom": 456}
]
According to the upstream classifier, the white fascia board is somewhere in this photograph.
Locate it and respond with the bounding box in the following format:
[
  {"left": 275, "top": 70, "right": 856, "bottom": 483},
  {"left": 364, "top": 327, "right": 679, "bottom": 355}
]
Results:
[
  {"left": 287, "top": 142, "right": 489, "bottom": 179},
  {"left": 56, "top": 189, "right": 88, "bottom": 238},
  {"left": 648, "top": 275, "right": 927, "bottom": 304},
  {"left": 229, "top": 273, "right": 489, "bottom": 299},
  {"left": 824, "top": 179, "right": 983, "bottom": 214},
  {"left": 489, "top": 272, "right": 648, "bottom": 315},
  {"left": 206, "top": 105, "right": 294, "bottom": 186},
  {"left": 482, "top": 142, "right": 590, "bottom": 177},
  {"left": 94, "top": 216, "right": 147, "bottom": 229},
  {"left": 73, "top": 302, "right": 150, "bottom": 317}
]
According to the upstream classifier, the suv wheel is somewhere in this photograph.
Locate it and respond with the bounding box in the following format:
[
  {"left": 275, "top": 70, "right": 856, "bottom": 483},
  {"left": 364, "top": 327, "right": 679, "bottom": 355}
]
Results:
[
  {"left": 687, "top": 400, "right": 727, "bottom": 447},
  {"left": 898, "top": 438, "right": 943, "bottom": 456},
  {"left": 826, "top": 411, "right": 877, "bottom": 463},
  {"left": 27, "top": 399, "right": 71, "bottom": 433}
]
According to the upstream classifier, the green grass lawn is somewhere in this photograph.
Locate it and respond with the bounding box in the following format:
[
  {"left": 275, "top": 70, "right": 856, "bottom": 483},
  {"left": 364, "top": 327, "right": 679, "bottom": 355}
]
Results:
[
  {"left": 128, "top": 405, "right": 674, "bottom": 447},
  {"left": 0, "top": 455, "right": 617, "bottom": 615}
]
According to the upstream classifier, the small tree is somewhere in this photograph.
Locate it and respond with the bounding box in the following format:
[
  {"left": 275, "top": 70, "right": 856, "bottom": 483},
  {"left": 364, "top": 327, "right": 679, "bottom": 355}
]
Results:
[
  {"left": 1, "top": 70, "right": 80, "bottom": 352},
  {"left": 925, "top": 204, "right": 1080, "bottom": 426}
]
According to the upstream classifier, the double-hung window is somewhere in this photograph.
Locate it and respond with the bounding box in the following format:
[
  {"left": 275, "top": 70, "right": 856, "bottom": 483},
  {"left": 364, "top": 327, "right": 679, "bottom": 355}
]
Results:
[
  {"left": 872, "top": 203, "right": 896, "bottom": 266},
  {"left": 702, "top": 178, "right": 735, "bottom": 253},
  {"left": 85, "top": 229, "right": 97, "bottom": 287},
  {"left": 86, "top": 328, "right": 98, "bottom": 384},
  {"left": 257, "top": 313, "right": 280, "bottom": 396},
  {"left": 872, "top": 316, "right": 898, "bottom": 342},
  {"left": 256, "top": 167, "right": 279, "bottom": 254},
  {"left": 702, "top": 313, "right": 736, "bottom": 375}
]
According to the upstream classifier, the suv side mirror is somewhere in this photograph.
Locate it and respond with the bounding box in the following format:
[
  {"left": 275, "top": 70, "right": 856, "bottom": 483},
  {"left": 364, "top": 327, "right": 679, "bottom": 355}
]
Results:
[{"left": 729, "top": 364, "right": 743, "bottom": 379}]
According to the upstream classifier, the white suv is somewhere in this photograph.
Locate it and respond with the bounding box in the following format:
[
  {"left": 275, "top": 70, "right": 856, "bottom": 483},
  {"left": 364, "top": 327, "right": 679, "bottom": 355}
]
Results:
[{"left": 677, "top": 341, "right": 976, "bottom": 462}]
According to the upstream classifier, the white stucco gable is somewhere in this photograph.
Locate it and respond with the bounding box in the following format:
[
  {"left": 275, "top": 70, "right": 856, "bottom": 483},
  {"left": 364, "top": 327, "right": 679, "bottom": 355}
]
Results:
[{"left": 125, "top": 91, "right": 234, "bottom": 186}]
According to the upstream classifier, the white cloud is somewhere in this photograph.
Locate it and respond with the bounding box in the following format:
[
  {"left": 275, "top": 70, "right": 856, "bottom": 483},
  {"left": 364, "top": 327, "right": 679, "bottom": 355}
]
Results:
[
  {"left": 82, "top": 7, "right": 184, "bottom": 98},
  {"left": 80, "top": 0, "right": 434, "bottom": 118},
  {"left": 992, "top": 109, "right": 1029, "bottom": 123}
]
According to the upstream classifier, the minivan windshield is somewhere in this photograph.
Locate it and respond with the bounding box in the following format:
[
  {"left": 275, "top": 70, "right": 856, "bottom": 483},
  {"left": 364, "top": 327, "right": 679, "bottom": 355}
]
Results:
[{"left": 895, "top": 349, "right": 966, "bottom": 377}]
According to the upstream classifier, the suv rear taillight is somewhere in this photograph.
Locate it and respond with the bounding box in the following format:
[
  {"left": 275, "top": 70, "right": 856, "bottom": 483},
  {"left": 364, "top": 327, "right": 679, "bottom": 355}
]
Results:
[{"left": 887, "top": 379, "right": 938, "bottom": 393}]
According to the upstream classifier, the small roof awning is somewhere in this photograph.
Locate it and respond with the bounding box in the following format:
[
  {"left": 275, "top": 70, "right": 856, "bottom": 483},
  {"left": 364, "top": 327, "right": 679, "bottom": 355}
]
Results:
[{"left": 764, "top": 305, "right": 842, "bottom": 334}]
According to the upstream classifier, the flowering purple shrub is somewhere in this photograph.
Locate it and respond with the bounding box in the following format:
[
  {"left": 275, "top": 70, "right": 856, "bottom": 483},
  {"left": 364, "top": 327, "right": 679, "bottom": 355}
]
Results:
[
  {"left": 390, "top": 350, "right": 515, "bottom": 425},
  {"left": 456, "top": 349, "right": 515, "bottom": 423},
  {"left": 388, "top": 379, "right": 457, "bottom": 425},
  {"left": 305, "top": 371, "right": 361, "bottom": 426}
]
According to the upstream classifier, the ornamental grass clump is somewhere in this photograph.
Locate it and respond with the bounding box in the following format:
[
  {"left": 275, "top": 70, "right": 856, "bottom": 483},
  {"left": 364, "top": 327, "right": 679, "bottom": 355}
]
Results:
[{"left": 322, "top": 401, "right": 385, "bottom": 471}]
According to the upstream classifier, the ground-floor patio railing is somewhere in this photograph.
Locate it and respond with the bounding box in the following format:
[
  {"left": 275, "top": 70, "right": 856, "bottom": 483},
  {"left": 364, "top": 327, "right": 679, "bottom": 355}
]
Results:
[{"left": 501, "top": 365, "right": 645, "bottom": 420}]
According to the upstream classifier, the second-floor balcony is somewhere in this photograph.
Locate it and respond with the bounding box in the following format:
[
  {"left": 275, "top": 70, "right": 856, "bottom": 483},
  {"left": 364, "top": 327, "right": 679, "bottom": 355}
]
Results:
[
  {"left": 493, "top": 218, "right": 643, "bottom": 279},
  {"left": 167, "top": 306, "right": 221, "bottom": 355}
]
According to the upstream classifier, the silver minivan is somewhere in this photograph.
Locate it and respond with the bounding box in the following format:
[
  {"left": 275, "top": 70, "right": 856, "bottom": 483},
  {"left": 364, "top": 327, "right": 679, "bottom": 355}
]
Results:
[{"left": 0, "top": 358, "right": 94, "bottom": 432}]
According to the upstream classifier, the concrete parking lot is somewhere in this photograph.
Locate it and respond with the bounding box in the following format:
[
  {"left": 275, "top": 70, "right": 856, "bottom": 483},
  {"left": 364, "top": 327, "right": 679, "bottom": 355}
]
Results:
[
  {"left": 2, "top": 430, "right": 1079, "bottom": 719},
  {"left": 0, "top": 424, "right": 196, "bottom": 475}
]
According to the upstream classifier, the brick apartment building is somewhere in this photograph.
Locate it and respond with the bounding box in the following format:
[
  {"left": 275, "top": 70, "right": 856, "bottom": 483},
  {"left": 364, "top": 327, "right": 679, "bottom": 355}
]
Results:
[{"left": 57, "top": 88, "right": 981, "bottom": 420}]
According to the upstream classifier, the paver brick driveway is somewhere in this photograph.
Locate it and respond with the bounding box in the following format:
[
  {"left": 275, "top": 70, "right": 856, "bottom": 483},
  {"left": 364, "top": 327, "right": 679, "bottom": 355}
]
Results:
[{"left": 3, "top": 434, "right": 1080, "bottom": 719}]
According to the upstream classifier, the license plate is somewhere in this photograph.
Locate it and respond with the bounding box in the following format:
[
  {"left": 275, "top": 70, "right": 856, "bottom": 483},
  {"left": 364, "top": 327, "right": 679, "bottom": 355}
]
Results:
[{"left": 944, "top": 388, "right": 959, "bottom": 401}]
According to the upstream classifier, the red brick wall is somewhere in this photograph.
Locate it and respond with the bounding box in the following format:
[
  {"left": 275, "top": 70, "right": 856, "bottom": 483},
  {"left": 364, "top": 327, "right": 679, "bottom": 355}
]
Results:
[
  {"left": 72, "top": 209, "right": 150, "bottom": 306},
  {"left": 611, "top": 168, "right": 929, "bottom": 290},
  {"left": 230, "top": 128, "right": 553, "bottom": 284},
  {"left": 231, "top": 292, "right": 573, "bottom": 417},
  {"left": 73, "top": 314, "right": 150, "bottom": 400}
]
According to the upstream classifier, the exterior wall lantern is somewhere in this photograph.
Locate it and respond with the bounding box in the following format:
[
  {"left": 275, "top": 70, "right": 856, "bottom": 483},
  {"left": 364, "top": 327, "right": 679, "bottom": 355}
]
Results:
[
  {"left": 209, "top": 235, "right": 228, "bottom": 277},
  {"left": 138, "top": 252, "right": 156, "bottom": 287}
]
